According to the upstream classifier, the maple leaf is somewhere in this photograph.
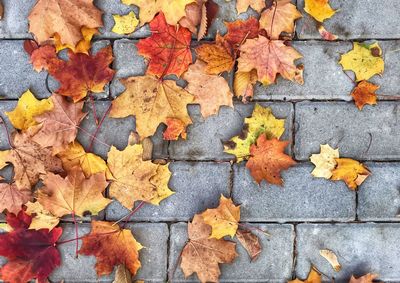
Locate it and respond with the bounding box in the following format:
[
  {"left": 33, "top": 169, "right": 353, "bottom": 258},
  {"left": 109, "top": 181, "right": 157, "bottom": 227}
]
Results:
[
  {"left": 331, "top": 158, "right": 370, "bottom": 190},
  {"left": 28, "top": 0, "right": 103, "bottom": 47},
  {"left": 310, "top": 144, "right": 339, "bottom": 179},
  {"left": 236, "top": 228, "right": 261, "bottom": 261},
  {"left": 0, "top": 131, "right": 63, "bottom": 189},
  {"left": 238, "top": 36, "right": 303, "bottom": 85},
  {"left": 29, "top": 44, "right": 58, "bottom": 72},
  {"left": 163, "top": 118, "right": 187, "bottom": 140},
  {"left": 110, "top": 75, "right": 193, "bottom": 139},
  {"left": 79, "top": 220, "right": 143, "bottom": 276},
  {"left": 183, "top": 60, "right": 233, "bottom": 118},
  {"left": 223, "top": 17, "right": 260, "bottom": 50},
  {"left": 107, "top": 145, "right": 173, "bottom": 209},
  {"left": 339, "top": 42, "right": 384, "bottom": 82},
  {"left": 233, "top": 70, "right": 258, "bottom": 103},
  {"left": 195, "top": 40, "right": 235, "bottom": 74},
  {"left": 289, "top": 266, "right": 321, "bottom": 283},
  {"left": 304, "top": 0, "right": 337, "bottom": 23},
  {"left": 37, "top": 168, "right": 111, "bottom": 218},
  {"left": 260, "top": 0, "right": 302, "bottom": 40},
  {"left": 5, "top": 90, "right": 53, "bottom": 130},
  {"left": 179, "top": 0, "right": 204, "bottom": 34},
  {"left": 25, "top": 201, "right": 60, "bottom": 231},
  {"left": 246, "top": 135, "right": 296, "bottom": 185},
  {"left": 0, "top": 183, "right": 32, "bottom": 214},
  {"left": 319, "top": 249, "right": 341, "bottom": 272},
  {"left": 351, "top": 81, "right": 379, "bottom": 110},
  {"left": 225, "top": 104, "right": 285, "bottom": 162},
  {"left": 0, "top": 210, "right": 62, "bottom": 283},
  {"left": 349, "top": 273, "right": 379, "bottom": 283},
  {"left": 181, "top": 214, "right": 238, "bottom": 283},
  {"left": 112, "top": 12, "right": 139, "bottom": 35},
  {"left": 201, "top": 195, "right": 240, "bottom": 239},
  {"left": 31, "top": 94, "right": 87, "bottom": 154},
  {"left": 236, "top": 0, "right": 265, "bottom": 14},
  {"left": 136, "top": 12, "right": 192, "bottom": 78},
  {"left": 54, "top": 27, "right": 98, "bottom": 54}
]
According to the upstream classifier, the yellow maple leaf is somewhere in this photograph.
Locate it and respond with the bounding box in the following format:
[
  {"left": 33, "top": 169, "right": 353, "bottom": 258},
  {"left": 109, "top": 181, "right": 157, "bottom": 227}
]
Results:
[
  {"left": 310, "top": 144, "right": 339, "bottom": 179},
  {"left": 304, "top": 0, "right": 337, "bottom": 23},
  {"left": 5, "top": 90, "right": 53, "bottom": 131},
  {"left": 331, "top": 158, "right": 371, "bottom": 190},
  {"left": 289, "top": 266, "right": 321, "bottom": 283},
  {"left": 54, "top": 26, "right": 98, "bottom": 54},
  {"left": 112, "top": 11, "right": 139, "bottom": 35},
  {"left": 339, "top": 42, "right": 384, "bottom": 82},
  {"left": 25, "top": 201, "right": 60, "bottom": 231},
  {"left": 224, "top": 104, "right": 285, "bottom": 162}
]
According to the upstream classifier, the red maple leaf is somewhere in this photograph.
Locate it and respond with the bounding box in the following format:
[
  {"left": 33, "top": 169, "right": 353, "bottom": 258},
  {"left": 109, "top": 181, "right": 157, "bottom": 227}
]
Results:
[
  {"left": 0, "top": 210, "right": 62, "bottom": 283},
  {"left": 137, "top": 12, "right": 192, "bottom": 78}
]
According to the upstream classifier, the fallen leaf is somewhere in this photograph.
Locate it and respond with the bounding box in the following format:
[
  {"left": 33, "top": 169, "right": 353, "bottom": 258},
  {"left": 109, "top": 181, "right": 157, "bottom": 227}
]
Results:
[
  {"left": 319, "top": 249, "right": 341, "bottom": 272},
  {"left": 183, "top": 60, "right": 233, "bottom": 118},
  {"left": 181, "top": 214, "right": 238, "bottom": 283},
  {"left": 112, "top": 12, "right": 139, "bottom": 35},
  {"left": 331, "top": 158, "right": 371, "bottom": 190},
  {"left": 136, "top": 12, "right": 192, "bottom": 78},
  {"left": 0, "top": 0, "right": 3, "bottom": 20},
  {"left": 107, "top": 145, "right": 173, "bottom": 209},
  {"left": 29, "top": 45, "right": 58, "bottom": 72},
  {"left": 122, "top": 0, "right": 195, "bottom": 25},
  {"left": 289, "top": 266, "right": 321, "bottom": 283},
  {"left": 318, "top": 24, "right": 338, "bottom": 41},
  {"left": 110, "top": 75, "right": 193, "bottom": 139},
  {"left": 163, "top": 118, "right": 187, "bottom": 140},
  {"left": 310, "top": 144, "right": 339, "bottom": 179},
  {"left": 201, "top": 195, "right": 240, "bottom": 239},
  {"left": 339, "top": 42, "right": 384, "bottom": 82},
  {"left": 54, "top": 27, "right": 98, "bottom": 54},
  {"left": 37, "top": 168, "right": 111, "bottom": 218},
  {"left": 225, "top": 104, "right": 285, "bottom": 162},
  {"left": 233, "top": 70, "right": 258, "bottom": 103},
  {"left": 246, "top": 135, "right": 296, "bottom": 185},
  {"left": 79, "top": 220, "right": 143, "bottom": 276},
  {"left": 113, "top": 265, "right": 132, "bottom": 283},
  {"left": 31, "top": 94, "right": 87, "bottom": 154},
  {"left": 5, "top": 90, "right": 53, "bottom": 131},
  {"left": 222, "top": 17, "right": 260, "bottom": 50},
  {"left": 28, "top": 0, "right": 102, "bottom": 46},
  {"left": 304, "top": 0, "right": 337, "bottom": 22},
  {"left": 349, "top": 273, "right": 379, "bottom": 283},
  {"left": 236, "top": 228, "right": 261, "bottom": 261},
  {"left": 25, "top": 201, "right": 60, "bottom": 231},
  {"left": 351, "top": 81, "right": 378, "bottom": 110},
  {"left": 236, "top": 0, "right": 265, "bottom": 14},
  {"left": 195, "top": 41, "right": 235, "bottom": 74},
  {"left": 0, "top": 183, "right": 32, "bottom": 214},
  {"left": 0, "top": 210, "right": 62, "bottom": 283},
  {"left": 260, "top": 0, "right": 302, "bottom": 40},
  {"left": 179, "top": 0, "right": 215, "bottom": 40},
  {"left": 237, "top": 35, "right": 303, "bottom": 85}
]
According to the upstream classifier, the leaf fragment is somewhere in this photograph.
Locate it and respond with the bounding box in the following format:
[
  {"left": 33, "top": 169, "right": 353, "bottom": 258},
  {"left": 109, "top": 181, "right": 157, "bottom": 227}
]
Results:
[
  {"left": 236, "top": 228, "right": 261, "bottom": 261},
  {"left": 310, "top": 144, "right": 339, "bottom": 179},
  {"left": 236, "top": 0, "right": 265, "bottom": 14},
  {"left": 112, "top": 12, "right": 139, "bottom": 35},
  {"left": 25, "top": 201, "right": 60, "bottom": 231},
  {"left": 289, "top": 266, "right": 321, "bottom": 283},
  {"left": 304, "top": 0, "right": 337, "bottom": 22},
  {"left": 319, "top": 249, "right": 341, "bottom": 272},
  {"left": 233, "top": 70, "right": 258, "bottom": 103},
  {"left": 331, "top": 158, "right": 371, "bottom": 190},
  {"left": 349, "top": 273, "right": 379, "bottom": 283}
]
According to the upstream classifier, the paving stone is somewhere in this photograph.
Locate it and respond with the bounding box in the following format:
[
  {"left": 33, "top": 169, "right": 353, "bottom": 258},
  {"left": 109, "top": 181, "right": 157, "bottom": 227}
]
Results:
[
  {"left": 233, "top": 163, "right": 355, "bottom": 222},
  {"left": 294, "top": 101, "right": 400, "bottom": 161},
  {"left": 50, "top": 223, "right": 168, "bottom": 282},
  {"left": 106, "top": 161, "right": 231, "bottom": 221},
  {"left": 168, "top": 102, "right": 294, "bottom": 161},
  {"left": 357, "top": 162, "right": 400, "bottom": 221},
  {"left": 296, "top": 223, "right": 400, "bottom": 282},
  {"left": 0, "top": 0, "right": 35, "bottom": 39},
  {"left": 297, "top": 0, "right": 400, "bottom": 39},
  {"left": 168, "top": 222, "right": 295, "bottom": 282}
]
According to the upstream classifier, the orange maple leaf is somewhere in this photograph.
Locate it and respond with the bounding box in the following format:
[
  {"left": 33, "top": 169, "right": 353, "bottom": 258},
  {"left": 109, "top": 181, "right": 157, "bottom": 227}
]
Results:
[
  {"left": 163, "top": 118, "right": 187, "bottom": 140},
  {"left": 222, "top": 17, "right": 260, "bottom": 50},
  {"left": 136, "top": 12, "right": 192, "bottom": 78},
  {"left": 351, "top": 80, "right": 378, "bottom": 110},
  {"left": 246, "top": 135, "right": 296, "bottom": 185}
]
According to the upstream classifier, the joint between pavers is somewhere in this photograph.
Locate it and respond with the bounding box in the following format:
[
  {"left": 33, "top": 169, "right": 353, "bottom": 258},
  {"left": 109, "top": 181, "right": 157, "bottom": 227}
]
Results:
[{"left": 291, "top": 223, "right": 298, "bottom": 280}]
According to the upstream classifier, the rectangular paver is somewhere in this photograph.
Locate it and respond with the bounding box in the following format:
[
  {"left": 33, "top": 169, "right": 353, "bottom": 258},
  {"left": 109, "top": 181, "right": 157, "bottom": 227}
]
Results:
[
  {"left": 294, "top": 101, "right": 400, "bottom": 161},
  {"left": 0, "top": 0, "right": 35, "bottom": 39},
  {"left": 296, "top": 223, "right": 400, "bottom": 282},
  {"left": 233, "top": 163, "right": 356, "bottom": 222}
]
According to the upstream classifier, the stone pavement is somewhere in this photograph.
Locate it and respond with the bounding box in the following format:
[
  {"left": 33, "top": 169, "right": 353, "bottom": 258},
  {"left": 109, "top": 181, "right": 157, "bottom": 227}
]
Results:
[{"left": 0, "top": 0, "right": 400, "bottom": 282}]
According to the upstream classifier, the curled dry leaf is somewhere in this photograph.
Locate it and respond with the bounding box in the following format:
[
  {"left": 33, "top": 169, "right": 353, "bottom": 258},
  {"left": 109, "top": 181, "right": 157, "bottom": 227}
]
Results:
[
  {"left": 236, "top": 0, "right": 265, "bottom": 14},
  {"left": 181, "top": 214, "right": 238, "bottom": 283},
  {"left": 349, "top": 273, "right": 379, "bottom": 283},
  {"left": 289, "top": 266, "right": 321, "bottom": 283},
  {"left": 183, "top": 60, "right": 233, "bottom": 118},
  {"left": 25, "top": 201, "right": 60, "bottom": 231},
  {"left": 310, "top": 144, "right": 339, "bottom": 179},
  {"left": 319, "top": 249, "right": 341, "bottom": 272},
  {"left": 79, "top": 220, "right": 143, "bottom": 277},
  {"left": 304, "top": 0, "right": 337, "bottom": 23},
  {"left": 236, "top": 228, "right": 261, "bottom": 261},
  {"left": 112, "top": 11, "right": 139, "bottom": 35},
  {"left": 201, "top": 195, "right": 240, "bottom": 239},
  {"left": 0, "top": 183, "right": 32, "bottom": 215},
  {"left": 351, "top": 81, "right": 379, "bottom": 110},
  {"left": 331, "top": 158, "right": 371, "bottom": 190}
]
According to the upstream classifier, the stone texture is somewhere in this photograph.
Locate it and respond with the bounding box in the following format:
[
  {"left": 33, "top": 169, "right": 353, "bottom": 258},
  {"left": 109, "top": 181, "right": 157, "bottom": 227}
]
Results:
[
  {"left": 169, "top": 102, "right": 294, "bottom": 161},
  {"left": 294, "top": 102, "right": 400, "bottom": 161},
  {"left": 358, "top": 162, "right": 400, "bottom": 221},
  {"left": 0, "top": 0, "right": 35, "bottom": 39},
  {"left": 106, "top": 161, "right": 231, "bottom": 221},
  {"left": 297, "top": 0, "right": 400, "bottom": 39},
  {"left": 50, "top": 223, "right": 169, "bottom": 282},
  {"left": 169, "top": 223, "right": 295, "bottom": 282},
  {"left": 296, "top": 223, "right": 400, "bottom": 282},
  {"left": 233, "top": 163, "right": 356, "bottom": 222}
]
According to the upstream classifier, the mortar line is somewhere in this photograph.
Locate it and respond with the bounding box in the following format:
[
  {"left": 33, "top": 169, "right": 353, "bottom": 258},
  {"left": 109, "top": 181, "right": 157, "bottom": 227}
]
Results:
[{"left": 291, "top": 223, "right": 298, "bottom": 280}]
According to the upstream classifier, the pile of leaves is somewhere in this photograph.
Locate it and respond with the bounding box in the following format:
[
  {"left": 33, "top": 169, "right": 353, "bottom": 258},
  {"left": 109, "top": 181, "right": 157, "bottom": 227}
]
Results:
[{"left": 0, "top": 0, "right": 386, "bottom": 282}]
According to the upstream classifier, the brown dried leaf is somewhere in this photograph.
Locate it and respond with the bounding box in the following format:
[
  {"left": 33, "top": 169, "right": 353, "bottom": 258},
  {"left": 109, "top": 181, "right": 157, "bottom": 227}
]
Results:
[
  {"left": 319, "top": 249, "right": 341, "bottom": 272},
  {"left": 236, "top": 229, "right": 261, "bottom": 261}
]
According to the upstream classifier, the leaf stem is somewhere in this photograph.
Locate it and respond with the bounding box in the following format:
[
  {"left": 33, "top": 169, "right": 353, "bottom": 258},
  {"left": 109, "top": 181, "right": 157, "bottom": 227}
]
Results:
[
  {"left": 112, "top": 201, "right": 146, "bottom": 228},
  {"left": 0, "top": 115, "right": 13, "bottom": 149},
  {"left": 89, "top": 94, "right": 99, "bottom": 125},
  {"left": 71, "top": 211, "right": 79, "bottom": 258},
  {"left": 238, "top": 222, "right": 270, "bottom": 236},
  {"left": 87, "top": 103, "right": 112, "bottom": 153}
]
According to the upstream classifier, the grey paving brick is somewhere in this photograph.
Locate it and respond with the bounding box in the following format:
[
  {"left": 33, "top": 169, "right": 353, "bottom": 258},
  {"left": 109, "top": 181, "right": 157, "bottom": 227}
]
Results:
[
  {"left": 0, "top": 101, "right": 17, "bottom": 182},
  {"left": 297, "top": 0, "right": 400, "bottom": 40},
  {"left": 168, "top": 222, "right": 294, "bottom": 282},
  {"left": 106, "top": 161, "right": 231, "bottom": 221},
  {"left": 50, "top": 223, "right": 168, "bottom": 282},
  {"left": 0, "top": 0, "right": 35, "bottom": 39},
  {"left": 233, "top": 163, "right": 356, "bottom": 222},
  {"left": 357, "top": 162, "right": 400, "bottom": 221},
  {"left": 296, "top": 223, "right": 400, "bottom": 282},
  {"left": 0, "top": 40, "right": 48, "bottom": 99},
  {"left": 294, "top": 101, "right": 400, "bottom": 161},
  {"left": 169, "top": 102, "right": 294, "bottom": 161}
]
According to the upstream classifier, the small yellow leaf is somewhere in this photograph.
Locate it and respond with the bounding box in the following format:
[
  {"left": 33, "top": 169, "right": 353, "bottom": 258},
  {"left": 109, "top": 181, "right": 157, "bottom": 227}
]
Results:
[
  {"left": 5, "top": 90, "right": 53, "bottom": 131},
  {"left": 320, "top": 249, "right": 341, "bottom": 272},
  {"left": 55, "top": 26, "right": 98, "bottom": 54},
  {"left": 304, "top": 0, "right": 337, "bottom": 22},
  {"left": 25, "top": 201, "right": 60, "bottom": 231},
  {"left": 310, "top": 144, "right": 339, "bottom": 179},
  {"left": 112, "top": 12, "right": 139, "bottom": 35},
  {"left": 331, "top": 158, "right": 371, "bottom": 190}
]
